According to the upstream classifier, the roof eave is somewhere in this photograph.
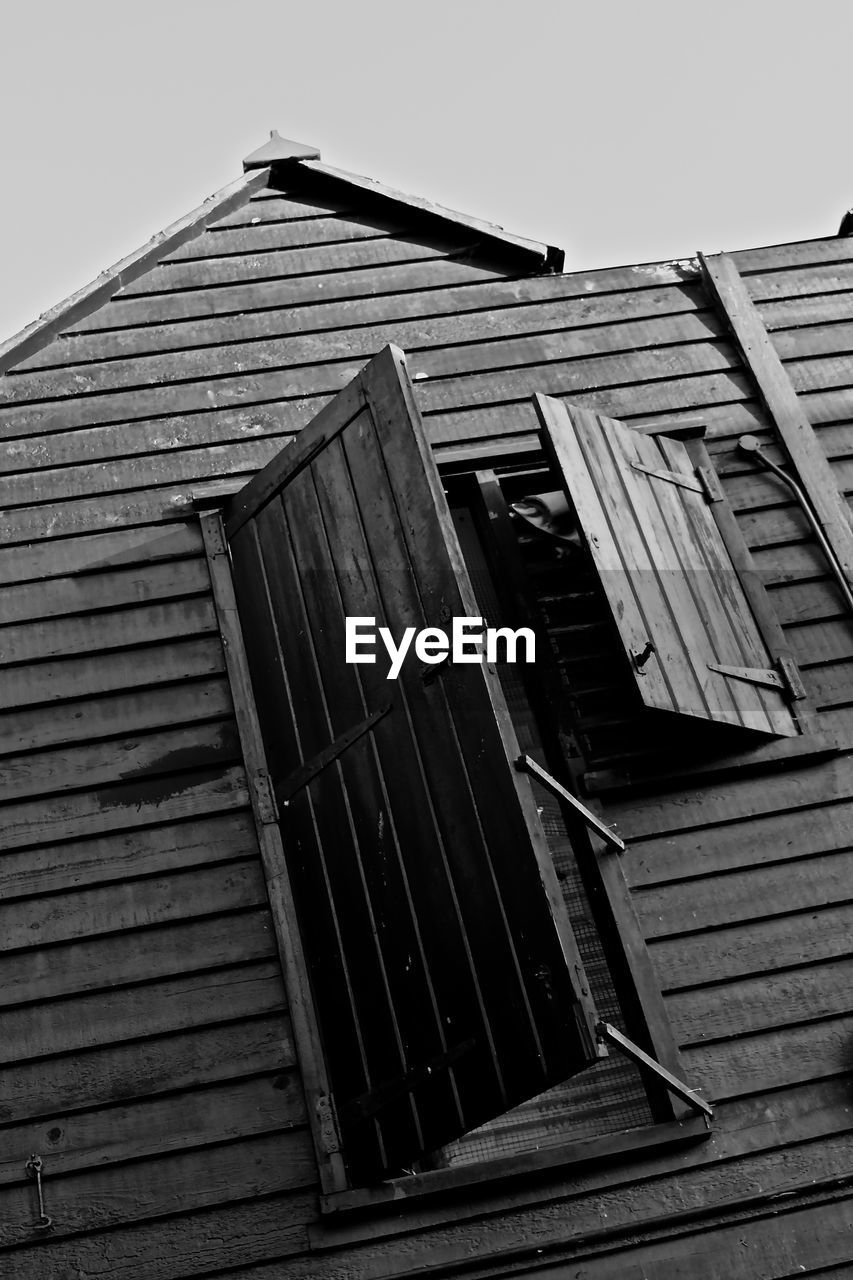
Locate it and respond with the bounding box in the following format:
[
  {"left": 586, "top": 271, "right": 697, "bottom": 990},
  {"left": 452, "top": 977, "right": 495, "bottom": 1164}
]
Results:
[
  {"left": 0, "top": 166, "right": 272, "bottom": 376},
  {"left": 296, "top": 159, "right": 564, "bottom": 273}
]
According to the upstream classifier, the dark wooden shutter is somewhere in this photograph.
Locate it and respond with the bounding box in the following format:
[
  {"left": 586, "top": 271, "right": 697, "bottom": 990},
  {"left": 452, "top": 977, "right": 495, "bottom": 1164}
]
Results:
[
  {"left": 224, "top": 346, "right": 599, "bottom": 1183},
  {"left": 535, "top": 396, "right": 800, "bottom": 737}
]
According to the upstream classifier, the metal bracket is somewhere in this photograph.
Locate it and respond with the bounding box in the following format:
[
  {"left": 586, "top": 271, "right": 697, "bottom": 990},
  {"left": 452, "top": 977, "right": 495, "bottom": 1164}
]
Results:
[
  {"left": 708, "top": 657, "right": 806, "bottom": 700},
  {"left": 596, "top": 1022, "right": 713, "bottom": 1119},
  {"left": 515, "top": 754, "right": 625, "bottom": 851},
  {"left": 315, "top": 1093, "right": 342, "bottom": 1156},
  {"left": 630, "top": 462, "right": 704, "bottom": 494},
  {"left": 696, "top": 465, "right": 725, "bottom": 503},
  {"left": 777, "top": 655, "right": 807, "bottom": 701},
  {"left": 252, "top": 771, "right": 279, "bottom": 825},
  {"left": 275, "top": 704, "right": 393, "bottom": 805},
  {"left": 708, "top": 662, "right": 785, "bottom": 692}
]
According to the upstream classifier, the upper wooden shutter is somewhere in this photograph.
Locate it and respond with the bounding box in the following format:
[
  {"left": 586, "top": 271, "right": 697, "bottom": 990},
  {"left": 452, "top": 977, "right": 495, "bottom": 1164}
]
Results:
[
  {"left": 535, "top": 396, "right": 800, "bottom": 737},
  {"left": 224, "top": 346, "right": 599, "bottom": 1183}
]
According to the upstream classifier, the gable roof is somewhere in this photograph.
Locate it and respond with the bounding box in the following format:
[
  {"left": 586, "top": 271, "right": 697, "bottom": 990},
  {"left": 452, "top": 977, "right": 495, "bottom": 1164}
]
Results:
[{"left": 0, "top": 134, "right": 563, "bottom": 377}]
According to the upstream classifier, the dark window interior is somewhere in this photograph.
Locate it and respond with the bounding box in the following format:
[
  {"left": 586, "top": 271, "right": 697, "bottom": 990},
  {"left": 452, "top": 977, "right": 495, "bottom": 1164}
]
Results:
[{"left": 421, "top": 472, "right": 657, "bottom": 1168}]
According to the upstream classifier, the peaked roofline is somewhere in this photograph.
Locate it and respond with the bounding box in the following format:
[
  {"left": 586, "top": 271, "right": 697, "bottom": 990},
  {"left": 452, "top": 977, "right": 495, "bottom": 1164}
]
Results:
[
  {"left": 298, "top": 159, "right": 565, "bottom": 273},
  {"left": 241, "top": 132, "right": 564, "bottom": 272},
  {"left": 0, "top": 166, "right": 271, "bottom": 376}
]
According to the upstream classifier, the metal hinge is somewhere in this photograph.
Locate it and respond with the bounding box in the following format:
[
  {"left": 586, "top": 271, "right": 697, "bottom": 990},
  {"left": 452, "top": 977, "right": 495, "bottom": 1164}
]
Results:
[
  {"left": 515, "top": 754, "right": 625, "bottom": 851},
  {"left": 631, "top": 461, "right": 723, "bottom": 503},
  {"left": 596, "top": 1022, "right": 713, "bottom": 1119},
  {"left": 198, "top": 510, "right": 228, "bottom": 555},
  {"left": 315, "top": 1093, "right": 342, "bottom": 1155},
  {"left": 252, "top": 771, "right": 279, "bottom": 824},
  {"left": 708, "top": 656, "right": 806, "bottom": 700}
]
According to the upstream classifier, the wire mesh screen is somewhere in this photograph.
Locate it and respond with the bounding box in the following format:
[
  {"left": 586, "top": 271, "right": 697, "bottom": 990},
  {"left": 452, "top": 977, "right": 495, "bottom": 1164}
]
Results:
[{"left": 430, "top": 505, "right": 652, "bottom": 1168}]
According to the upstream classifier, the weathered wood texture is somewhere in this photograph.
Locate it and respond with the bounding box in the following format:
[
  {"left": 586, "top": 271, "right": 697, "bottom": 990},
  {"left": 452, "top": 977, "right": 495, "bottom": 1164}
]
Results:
[{"left": 0, "top": 164, "right": 851, "bottom": 1277}]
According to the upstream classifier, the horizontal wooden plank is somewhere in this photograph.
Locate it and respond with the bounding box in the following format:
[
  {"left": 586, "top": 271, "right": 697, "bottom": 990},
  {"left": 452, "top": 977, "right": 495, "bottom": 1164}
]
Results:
[
  {"left": 605, "top": 752, "right": 853, "bottom": 839},
  {"left": 635, "top": 849, "right": 853, "bottom": 938},
  {"left": 685, "top": 1014, "right": 853, "bottom": 1100},
  {"left": 650, "top": 903, "right": 853, "bottom": 990},
  {"left": 736, "top": 237, "right": 853, "bottom": 274},
  {"left": 804, "top": 660, "right": 853, "bottom": 707},
  {"left": 0, "top": 332, "right": 743, "bottom": 437},
  {"left": 0, "top": 810, "right": 256, "bottom": 901},
  {"left": 0, "top": 677, "right": 233, "bottom": 757},
  {"left": 0, "top": 440, "right": 282, "bottom": 508},
  {"left": 207, "top": 188, "right": 357, "bottom": 226},
  {"left": 0, "top": 1012, "right": 293, "bottom": 1124},
  {"left": 0, "top": 1130, "right": 314, "bottom": 1250},
  {"left": 0, "top": 555, "right": 209, "bottom": 624},
  {"left": 0, "top": 960, "right": 285, "bottom": 1064},
  {"left": 64, "top": 254, "right": 513, "bottom": 332},
  {"left": 773, "top": 318, "right": 853, "bottom": 362},
  {"left": 2, "top": 1190, "right": 310, "bottom": 1280},
  {"left": 724, "top": 458, "right": 853, "bottom": 516},
  {"left": 628, "top": 799, "right": 853, "bottom": 887},
  {"left": 0, "top": 907, "right": 275, "bottom": 1007},
  {"left": 0, "top": 596, "right": 217, "bottom": 665},
  {"left": 0, "top": 1069, "right": 304, "bottom": 1187},
  {"left": 763, "top": 289, "right": 853, "bottom": 330},
  {"left": 0, "top": 763, "right": 248, "bottom": 852},
  {"left": 0, "top": 719, "right": 240, "bottom": 804},
  {"left": 0, "top": 308, "right": 728, "bottom": 406},
  {"left": 120, "top": 233, "right": 466, "bottom": 295},
  {"left": 162, "top": 212, "right": 407, "bottom": 260},
  {"left": 789, "top": 621, "right": 853, "bottom": 670},
  {"left": 15, "top": 279, "right": 706, "bottom": 371},
  {"left": 0, "top": 521, "right": 202, "bottom": 585},
  {"left": 747, "top": 259, "right": 853, "bottom": 300},
  {"left": 306, "top": 1073, "right": 853, "bottom": 1258},
  {"left": 0, "top": 635, "right": 224, "bottom": 710},
  {"left": 287, "top": 1139, "right": 853, "bottom": 1280},
  {"left": 0, "top": 859, "right": 265, "bottom": 953},
  {"left": 668, "top": 957, "right": 853, "bottom": 1045},
  {"left": 766, "top": 575, "right": 849, "bottom": 625}
]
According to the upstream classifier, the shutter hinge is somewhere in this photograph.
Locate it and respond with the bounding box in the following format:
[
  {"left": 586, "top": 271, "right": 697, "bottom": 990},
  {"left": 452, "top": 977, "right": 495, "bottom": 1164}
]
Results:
[
  {"left": 777, "top": 655, "right": 808, "bottom": 700},
  {"left": 708, "top": 657, "right": 806, "bottom": 700},
  {"left": 596, "top": 1022, "right": 713, "bottom": 1119},
  {"left": 515, "top": 754, "right": 625, "bottom": 851},
  {"left": 696, "top": 465, "right": 724, "bottom": 503},
  {"left": 252, "top": 770, "right": 279, "bottom": 824},
  {"left": 630, "top": 462, "right": 704, "bottom": 494},
  {"left": 631, "top": 461, "right": 724, "bottom": 503},
  {"left": 315, "top": 1093, "right": 342, "bottom": 1155},
  {"left": 199, "top": 511, "right": 228, "bottom": 555}
]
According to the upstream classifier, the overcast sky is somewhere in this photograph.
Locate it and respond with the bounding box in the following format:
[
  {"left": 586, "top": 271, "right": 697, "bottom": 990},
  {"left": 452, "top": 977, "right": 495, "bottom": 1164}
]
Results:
[{"left": 1, "top": 0, "right": 850, "bottom": 340}]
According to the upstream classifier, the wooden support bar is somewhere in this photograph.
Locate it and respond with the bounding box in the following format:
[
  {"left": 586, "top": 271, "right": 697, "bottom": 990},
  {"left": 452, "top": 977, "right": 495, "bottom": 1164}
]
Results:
[
  {"left": 515, "top": 754, "right": 626, "bottom": 851},
  {"left": 199, "top": 510, "right": 346, "bottom": 1195},
  {"left": 596, "top": 1022, "right": 713, "bottom": 1119},
  {"left": 699, "top": 251, "right": 853, "bottom": 587}
]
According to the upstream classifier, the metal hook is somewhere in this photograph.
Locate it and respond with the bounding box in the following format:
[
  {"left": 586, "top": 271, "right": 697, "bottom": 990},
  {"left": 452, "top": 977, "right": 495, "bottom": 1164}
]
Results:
[{"left": 25, "top": 1154, "right": 53, "bottom": 1232}]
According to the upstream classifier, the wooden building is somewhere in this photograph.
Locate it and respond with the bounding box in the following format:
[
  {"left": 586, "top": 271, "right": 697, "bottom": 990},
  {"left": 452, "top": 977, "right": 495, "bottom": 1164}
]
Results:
[{"left": 1, "top": 131, "right": 852, "bottom": 1278}]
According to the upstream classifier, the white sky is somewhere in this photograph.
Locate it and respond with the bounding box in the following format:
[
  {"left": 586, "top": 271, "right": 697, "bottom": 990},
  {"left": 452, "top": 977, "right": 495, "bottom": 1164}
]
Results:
[{"left": 1, "top": 0, "right": 851, "bottom": 340}]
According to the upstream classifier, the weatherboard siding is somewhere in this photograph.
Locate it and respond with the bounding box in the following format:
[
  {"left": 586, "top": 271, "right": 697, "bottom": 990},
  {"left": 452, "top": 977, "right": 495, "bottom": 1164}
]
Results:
[{"left": 0, "top": 170, "right": 850, "bottom": 1277}]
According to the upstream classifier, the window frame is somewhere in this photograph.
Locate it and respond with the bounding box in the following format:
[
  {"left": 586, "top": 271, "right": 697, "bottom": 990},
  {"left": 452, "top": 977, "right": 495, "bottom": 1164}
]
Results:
[{"left": 197, "top": 448, "right": 713, "bottom": 1218}]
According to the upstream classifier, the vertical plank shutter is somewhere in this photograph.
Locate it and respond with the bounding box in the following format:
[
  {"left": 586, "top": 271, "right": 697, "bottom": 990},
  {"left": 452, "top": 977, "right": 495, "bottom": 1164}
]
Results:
[
  {"left": 224, "top": 346, "right": 599, "bottom": 1183},
  {"left": 535, "top": 396, "right": 799, "bottom": 737}
]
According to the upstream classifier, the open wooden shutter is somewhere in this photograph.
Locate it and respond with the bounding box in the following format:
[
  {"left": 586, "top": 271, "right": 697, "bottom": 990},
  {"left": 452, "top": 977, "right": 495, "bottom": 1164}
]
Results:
[
  {"left": 224, "top": 346, "right": 599, "bottom": 1183},
  {"left": 535, "top": 396, "right": 800, "bottom": 737}
]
